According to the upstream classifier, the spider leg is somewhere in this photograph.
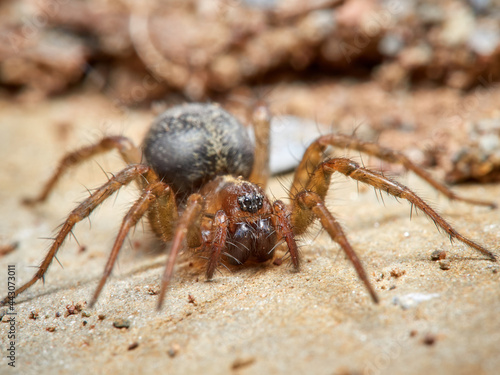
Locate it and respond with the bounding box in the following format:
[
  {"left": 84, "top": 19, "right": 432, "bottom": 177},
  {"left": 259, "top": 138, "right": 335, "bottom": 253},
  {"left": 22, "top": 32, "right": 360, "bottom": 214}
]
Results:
[
  {"left": 205, "top": 210, "right": 229, "bottom": 280},
  {"left": 248, "top": 103, "right": 272, "bottom": 189},
  {"left": 24, "top": 136, "right": 142, "bottom": 205},
  {"left": 299, "top": 157, "right": 496, "bottom": 261},
  {"left": 0, "top": 164, "right": 152, "bottom": 307},
  {"left": 292, "top": 191, "right": 379, "bottom": 303},
  {"left": 291, "top": 134, "right": 496, "bottom": 208},
  {"left": 90, "top": 181, "right": 174, "bottom": 307},
  {"left": 272, "top": 200, "right": 300, "bottom": 269},
  {"left": 157, "top": 194, "right": 204, "bottom": 310},
  {"left": 147, "top": 182, "right": 178, "bottom": 243}
]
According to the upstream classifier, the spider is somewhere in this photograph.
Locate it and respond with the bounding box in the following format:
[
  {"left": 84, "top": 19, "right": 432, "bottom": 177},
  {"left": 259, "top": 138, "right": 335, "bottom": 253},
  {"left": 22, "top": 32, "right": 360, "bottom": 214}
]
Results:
[{"left": 2, "top": 103, "right": 496, "bottom": 310}]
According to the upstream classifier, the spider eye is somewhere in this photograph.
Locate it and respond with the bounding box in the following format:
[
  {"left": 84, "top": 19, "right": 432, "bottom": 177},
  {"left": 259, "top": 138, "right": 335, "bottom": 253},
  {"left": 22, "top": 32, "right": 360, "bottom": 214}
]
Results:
[
  {"left": 238, "top": 192, "right": 264, "bottom": 213},
  {"left": 257, "top": 194, "right": 263, "bottom": 209}
]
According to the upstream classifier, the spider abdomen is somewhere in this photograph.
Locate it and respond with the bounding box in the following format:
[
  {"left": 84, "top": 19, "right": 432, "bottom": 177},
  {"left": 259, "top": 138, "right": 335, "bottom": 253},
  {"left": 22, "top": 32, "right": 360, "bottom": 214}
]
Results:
[{"left": 143, "top": 103, "right": 254, "bottom": 198}]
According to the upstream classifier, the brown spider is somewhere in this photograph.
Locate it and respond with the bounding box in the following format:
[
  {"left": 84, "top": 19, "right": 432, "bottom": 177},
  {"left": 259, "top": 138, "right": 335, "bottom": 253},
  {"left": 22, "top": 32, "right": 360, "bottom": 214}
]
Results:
[{"left": 2, "top": 103, "right": 496, "bottom": 310}]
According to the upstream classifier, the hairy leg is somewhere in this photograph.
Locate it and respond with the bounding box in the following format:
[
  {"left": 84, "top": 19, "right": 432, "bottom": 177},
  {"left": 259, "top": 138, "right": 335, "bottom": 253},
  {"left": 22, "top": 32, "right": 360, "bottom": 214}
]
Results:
[
  {"left": 291, "top": 134, "right": 496, "bottom": 208},
  {"left": 299, "top": 157, "right": 496, "bottom": 261},
  {"left": 1, "top": 164, "right": 153, "bottom": 306},
  {"left": 288, "top": 155, "right": 496, "bottom": 303},
  {"left": 249, "top": 104, "right": 272, "bottom": 189},
  {"left": 24, "top": 136, "right": 142, "bottom": 205},
  {"left": 158, "top": 194, "right": 204, "bottom": 310},
  {"left": 147, "top": 185, "right": 178, "bottom": 243},
  {"left": 272, "top": 200, "right": 300, "bottom": 269},
  {"left": 205, "top": 210, "right": 229, "bottom": 280},
  {"left": 90, "top": 181, "right": 174, "bottom": 307},
  {"left": 292, "top": 190, "right": 379, "bottom": 303}
]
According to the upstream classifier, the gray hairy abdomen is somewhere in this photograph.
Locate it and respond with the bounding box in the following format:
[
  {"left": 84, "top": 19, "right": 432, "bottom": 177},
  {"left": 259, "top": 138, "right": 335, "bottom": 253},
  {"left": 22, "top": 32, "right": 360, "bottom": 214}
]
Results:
[{"left": 143, "top": 103, "right": 254, "bottom": 197}]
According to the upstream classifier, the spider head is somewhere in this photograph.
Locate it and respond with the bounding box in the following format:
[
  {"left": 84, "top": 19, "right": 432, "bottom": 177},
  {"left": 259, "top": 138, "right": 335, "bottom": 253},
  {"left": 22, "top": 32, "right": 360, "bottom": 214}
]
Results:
[
  {"left": 227, "top": 184, "right": 275, "bottom": 264},
  {"left": 201, "top": 175, "right": 270, "bottom": 217},
  {"left": 201, "top": 176, "right": 277, "bottom": 265}
]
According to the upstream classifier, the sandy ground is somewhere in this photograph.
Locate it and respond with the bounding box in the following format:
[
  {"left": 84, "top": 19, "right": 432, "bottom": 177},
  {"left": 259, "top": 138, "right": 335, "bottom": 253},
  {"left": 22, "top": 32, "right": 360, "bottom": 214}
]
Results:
[{"left": 0, "top": 91, "right": 499, "bottom": 375}]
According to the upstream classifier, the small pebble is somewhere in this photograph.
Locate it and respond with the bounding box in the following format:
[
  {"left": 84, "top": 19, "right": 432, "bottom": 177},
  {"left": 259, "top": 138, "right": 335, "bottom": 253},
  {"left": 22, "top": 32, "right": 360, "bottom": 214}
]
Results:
[
  {"left": 128, "top": 342, "right": 139, "bottom": 351},
  {"left": 390, "top": 268, "right": 406, "bottom": 278},
  {"left": 430, "top": 250, "right": 440, "bottom": 260},
  {"left": 430, "top": 250, "right": 446, "bottom": 261},
  {"left": 167, "top": 343, "right": 180, "bottom": 357},
  {"left": 231, "top": 356, "right": 256, "bottom": 370},
  {"left": 273, "top": 257, "right": 283, "bottom": 266},
  {"left": 66, "top": 302, "right": 85, "bottom": 316},
  {"left": 422, "top": 333, "right": 436, "bottom": 346},
  {"left": 392, "top": 293, "right": 440, "bottom": 309},
  {"left": 439, "top": 259, "right": 451, "bottom": 270},
  {"left": 113, "top": 318, "right": 131, "bottom": 329},
  {"left": 147, "top": 287, "right": 159, "bottom": 295}
]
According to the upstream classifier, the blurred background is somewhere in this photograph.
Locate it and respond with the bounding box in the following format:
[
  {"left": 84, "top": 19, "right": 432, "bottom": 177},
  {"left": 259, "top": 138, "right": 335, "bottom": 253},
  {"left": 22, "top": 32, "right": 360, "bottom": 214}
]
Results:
[{"left": 1, "top": 0, "right": 500, "bottom": 183}]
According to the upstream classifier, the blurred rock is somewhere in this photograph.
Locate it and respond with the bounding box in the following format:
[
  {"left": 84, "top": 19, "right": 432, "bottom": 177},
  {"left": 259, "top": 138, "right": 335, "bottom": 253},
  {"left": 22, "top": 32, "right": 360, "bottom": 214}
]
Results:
[{"left": 446, "top": 117, "right": 500, "bottom": 184}]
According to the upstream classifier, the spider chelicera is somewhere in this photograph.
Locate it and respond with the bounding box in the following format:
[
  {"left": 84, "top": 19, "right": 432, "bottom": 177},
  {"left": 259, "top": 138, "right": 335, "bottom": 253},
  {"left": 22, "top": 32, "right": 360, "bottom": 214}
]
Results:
[{"left": 2, "top": 103, "right": 496, "bottom": 309}]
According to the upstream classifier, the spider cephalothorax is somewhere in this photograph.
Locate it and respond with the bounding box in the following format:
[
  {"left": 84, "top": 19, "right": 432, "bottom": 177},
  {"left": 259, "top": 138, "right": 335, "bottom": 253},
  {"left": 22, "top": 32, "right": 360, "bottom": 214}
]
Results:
[
  {"left": 199, "top": 175, "right": 276, "bottom": 268},
  {"left": 3, "top": 102, "right": 496, "bottom": 310}
]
